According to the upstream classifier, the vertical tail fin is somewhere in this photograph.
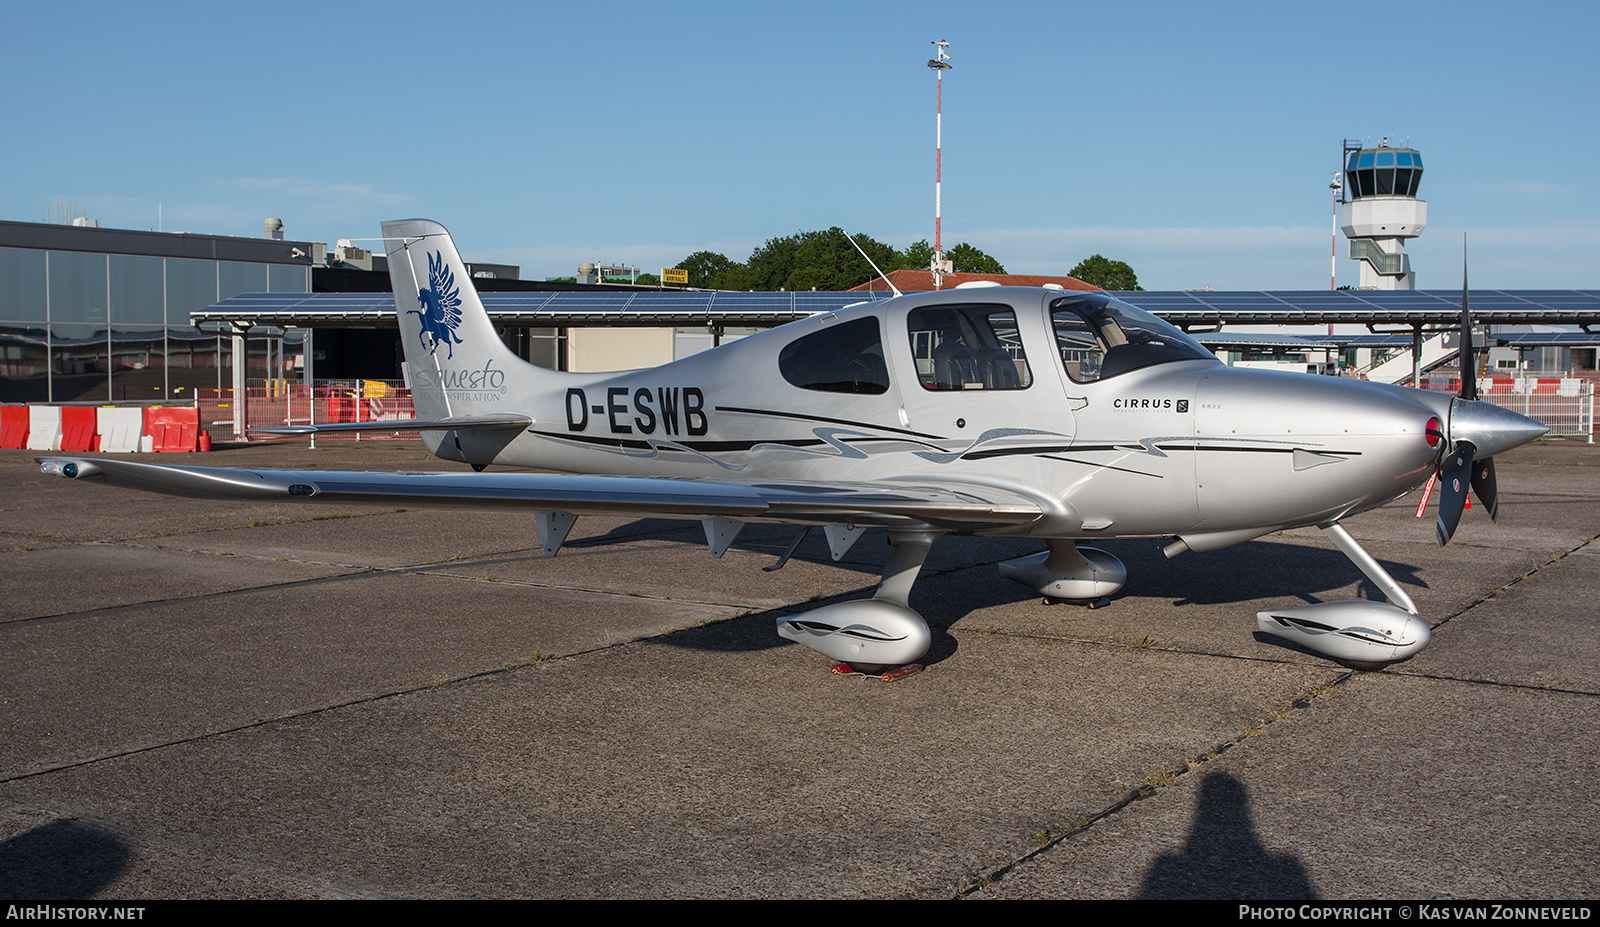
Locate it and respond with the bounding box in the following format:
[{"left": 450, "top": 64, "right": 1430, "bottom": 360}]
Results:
[{"left": 383, "top": 219, "right": 549, "bottom": 422}]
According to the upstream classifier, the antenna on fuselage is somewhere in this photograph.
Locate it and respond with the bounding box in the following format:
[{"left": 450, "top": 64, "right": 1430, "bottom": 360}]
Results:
[{"left": 845, "top": 231, "right": 903, "bottom": 298}]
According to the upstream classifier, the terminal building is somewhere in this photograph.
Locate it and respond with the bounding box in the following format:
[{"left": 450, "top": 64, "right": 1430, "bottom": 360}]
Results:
[
  {"left": 0, "top": 218, "right": 323, "bottom": 404},
  {"left": 0, "top": 218, "right": 620, "bottom": 404}
]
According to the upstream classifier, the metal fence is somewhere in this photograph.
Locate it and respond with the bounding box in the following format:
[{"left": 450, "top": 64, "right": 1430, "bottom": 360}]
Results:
[
  {"left": 197, "top": 381, "right": 417, "bottom": 442},
  {"left": 1419, "top": 376, "right": 1595, "bottom": 441}
]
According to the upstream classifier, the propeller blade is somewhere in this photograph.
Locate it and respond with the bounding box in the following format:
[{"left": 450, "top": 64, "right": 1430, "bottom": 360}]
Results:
[
  {"left": 1471, "top": 455, "right": 1500, "bottom": 522},
  {"left": 1435, "top": 442, "right": 1474, "bottom": 546},
  {"left": 1460, "top": 239, "right": 1478, "bottom": 401}
]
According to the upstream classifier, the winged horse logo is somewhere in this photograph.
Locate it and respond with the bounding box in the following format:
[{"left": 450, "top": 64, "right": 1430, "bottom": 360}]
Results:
[{"left": 408, "top": 251, "right": 465, "bottom": 358}]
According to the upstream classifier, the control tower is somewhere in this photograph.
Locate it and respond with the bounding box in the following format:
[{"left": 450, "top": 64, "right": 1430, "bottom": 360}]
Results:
[{"left": 1340, "top": 139, "right": 1427, "bottom": 289}]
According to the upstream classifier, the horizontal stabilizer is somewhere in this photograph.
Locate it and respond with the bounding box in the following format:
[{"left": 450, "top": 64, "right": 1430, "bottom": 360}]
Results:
[{"left": 252, "top": 413, "right": 533, "bottom": 436}]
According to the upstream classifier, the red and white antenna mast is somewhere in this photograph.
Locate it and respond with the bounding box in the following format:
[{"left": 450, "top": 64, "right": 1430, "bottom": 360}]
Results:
[
  {"left": 928, "top": 40, "right": 952, "bottom": 289},
  {"left": 1329, "top": 170, "right": 1342, "bottom": 292}
]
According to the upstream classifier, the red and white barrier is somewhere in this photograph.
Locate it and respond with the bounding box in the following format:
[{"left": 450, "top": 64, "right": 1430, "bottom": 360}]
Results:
[
  {"left": 25, "top": 406, "right": 62, "bottom": 451},
  {"left": 0, "top": 406, "right": 27, "bottom": 449},
  {"left": 97, "top": 407, "right": 145, "bottom": 453},
  {"left": 58, "top": 407, "right": 97, "bottom": 452},
  {"left": 144, "top": 406, "right": 201, "bottom": 452}
]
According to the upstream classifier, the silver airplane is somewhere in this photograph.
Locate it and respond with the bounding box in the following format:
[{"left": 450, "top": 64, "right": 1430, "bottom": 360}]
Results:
[{"left": 38, "top": 219, "right": 1547, "bottom": 674}]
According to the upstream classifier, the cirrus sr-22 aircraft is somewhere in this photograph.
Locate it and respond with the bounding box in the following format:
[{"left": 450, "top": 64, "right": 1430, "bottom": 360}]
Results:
[{"left": 38, "top": 219, "right": 1547, "bottom": 676}]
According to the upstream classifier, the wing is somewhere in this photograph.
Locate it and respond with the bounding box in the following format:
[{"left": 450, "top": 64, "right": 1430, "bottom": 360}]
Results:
[{"left": 35, "top": 457, "right": 1043, "bottom": 534}]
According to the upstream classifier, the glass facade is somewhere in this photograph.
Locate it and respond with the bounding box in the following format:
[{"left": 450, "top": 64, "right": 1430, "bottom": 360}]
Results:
[
  {"left": 1345, "top": 148, "right": 1424, "bottom": 199},
  {"left": 0, "top": 243, "right": 310, "bottom": 402}
]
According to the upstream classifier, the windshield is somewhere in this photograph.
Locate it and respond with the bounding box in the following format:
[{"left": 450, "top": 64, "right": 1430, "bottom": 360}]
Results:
[{"left": 1050, "top": 293, "right": 1217, "bottom": 382}]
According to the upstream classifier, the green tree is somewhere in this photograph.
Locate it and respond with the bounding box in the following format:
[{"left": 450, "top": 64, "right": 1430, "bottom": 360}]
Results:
[
  {"left": 1069, "top": 254, "right": 1142, "bottom": 290},
  {"left": 900, "top": 239, "right": 933, "bottom": 271},
  {"left": 747, "top": 228, "right": 899, "bottom": 291},
  {"left": 843, "top": 231, "right": 901, "bottom": 284},
  {"left": 670, "top": 229, "right": 1008, "bottom": 290},
  {"left": 812, "top": 230, "right": 900, "bottom": 290},
  {"left": 948, "top": 242, "right": 1005, "bottom": 274},
  {"left": 675, "top": 251, "right": 738, "bottom": 289},
  {"left": 744, "top": 234, "right": 803, "bottom": 290},
  {"left": 894, "top": 239, "right": 1005, "bottom": 274}
]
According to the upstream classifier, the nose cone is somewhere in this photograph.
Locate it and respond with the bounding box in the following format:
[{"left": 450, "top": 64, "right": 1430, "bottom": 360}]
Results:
[{"left": 1451, "top": 398, "right": 1548, "bottom": 458}]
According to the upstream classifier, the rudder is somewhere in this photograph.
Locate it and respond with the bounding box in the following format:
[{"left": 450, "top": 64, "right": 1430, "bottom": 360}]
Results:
[{"left": 383, "top": 218, "right": 551, "bottom": 421}]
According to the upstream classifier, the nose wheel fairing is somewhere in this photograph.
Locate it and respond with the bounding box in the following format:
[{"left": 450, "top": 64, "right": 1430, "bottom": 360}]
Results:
[
  {"left": 1255, "top": 522, "right": 1430, "bottom": 669},
  {"left": 1256, "top": 601, "right": 1431, "bottom": 670}
]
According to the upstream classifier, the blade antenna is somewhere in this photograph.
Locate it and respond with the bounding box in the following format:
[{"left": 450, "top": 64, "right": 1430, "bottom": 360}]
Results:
[{"left": 845, "top": 231, "right": 902, "bottom": 298}]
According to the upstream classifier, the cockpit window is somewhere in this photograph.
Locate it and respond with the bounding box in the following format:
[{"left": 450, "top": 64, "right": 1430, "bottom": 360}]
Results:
[
  {"left": 778, "top": 317, "right": 891, "bottom": 394},
  {"left": 907, "top": 304, "right": 1033, "bottom": 391},
  {"left": 1051, "top": 294, "right": 1215, "bottom": 383}
]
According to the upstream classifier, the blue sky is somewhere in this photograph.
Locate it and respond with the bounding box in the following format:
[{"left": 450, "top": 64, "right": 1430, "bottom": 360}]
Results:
[{"left": 7, "top": 1, "right": 1596, "bottom": 290}]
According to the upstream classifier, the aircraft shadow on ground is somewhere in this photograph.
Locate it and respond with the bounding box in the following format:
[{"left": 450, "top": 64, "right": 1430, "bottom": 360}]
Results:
[
  {"left": 912, "top": 537, "right": 1426, "bottom": 626},
  {"left": 564, "top": 523, "right": 1426, "bottom": 607},
  {"left": 560, "top": 518, "right": 890, "bottom": 572},
  {"left": 1136, "top": 771, "right": 1318, "bottom": 900},
  {"left": 637, "top": 535, "right": 1429, "bottom": 667},
  {"left": 1105, "top": 538, "right": 1428, "bottom": 607},
  {"left": 0, "top": 818, "right": 130, "bottom": 899}
]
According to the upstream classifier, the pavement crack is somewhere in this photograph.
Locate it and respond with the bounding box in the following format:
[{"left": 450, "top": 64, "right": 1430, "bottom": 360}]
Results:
[
  {"left": 0, "top": 569, "right": 385, "bottom": 630},
  {"left": 954, "top": 673, "right": 1354, "bottom": 897},
  {"left": 0, "top": 649, "right": 596, "bottom": 787}
]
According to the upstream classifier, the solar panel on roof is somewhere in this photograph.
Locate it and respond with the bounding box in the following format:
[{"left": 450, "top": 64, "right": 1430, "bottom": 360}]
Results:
[
  {"left": 1111, "top": 293, "right": 1195, "bottom": 310},
  {"left": 631, "top": 294, "right": 714, "bottom": 310},
  {"left": 539, "top": 293, "right": 635, "bottom": 310},
  {"left": 795, "top": 292, "right": 886, "bottom": 310},
  {"left": 1495, "top": 331, "right": 1600, "bottom": 347},
  {"left": 482, "top": 294, "right": 560, "bottom": 312},
  {"left": 1216, "top": 296, "right": 1286, "bottom": 306},
  {"left": 1285, "top": 293, "right": 1350, "bottom": 306},
  {"left": 704, "top": 293, "right": 794, "bottom": 311},
  {"left": 192, "top": 289, "right": 1600, "bottom": 332}
]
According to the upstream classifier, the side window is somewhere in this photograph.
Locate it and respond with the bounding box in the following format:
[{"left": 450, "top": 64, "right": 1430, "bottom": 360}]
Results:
[
  {"left": 1053, "top": 308, "right": 1108, "bottom": 383},
  {"left": 907, "top": 305, "right": 1033, "bottom": 391},
  {"left": 778, "top": 317, "right": 891, "bottom": 394},
  {"left": 1052, "top": 295, "right": 1215, "bottom": 382}
]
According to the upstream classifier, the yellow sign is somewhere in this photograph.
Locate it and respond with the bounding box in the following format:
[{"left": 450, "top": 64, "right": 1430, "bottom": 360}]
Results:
[{"left": 662, "top": 268, "right": 689, "bottom": 285}]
